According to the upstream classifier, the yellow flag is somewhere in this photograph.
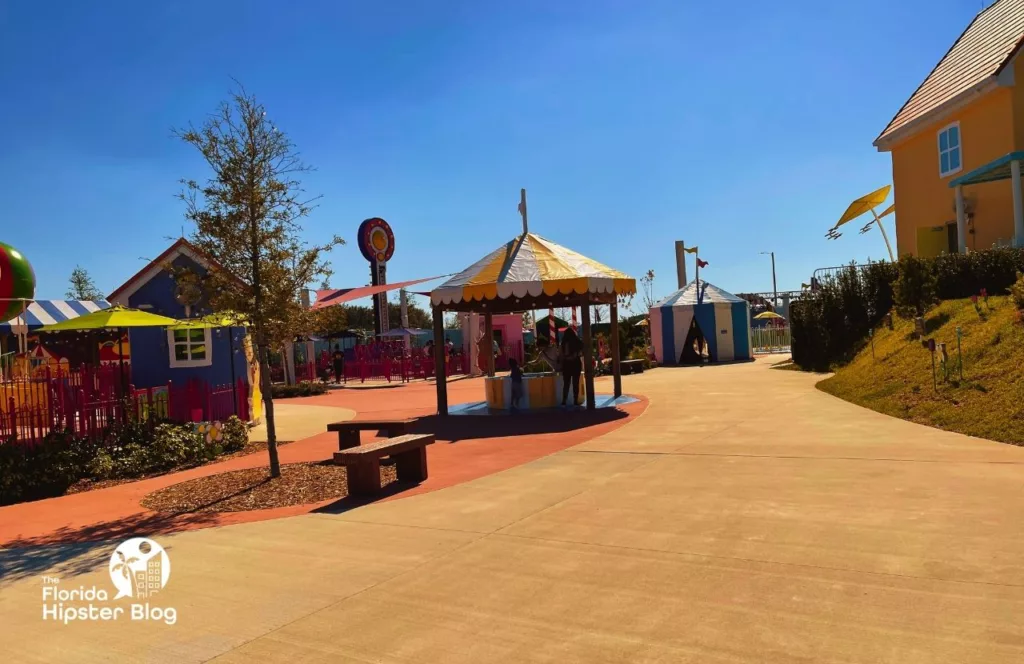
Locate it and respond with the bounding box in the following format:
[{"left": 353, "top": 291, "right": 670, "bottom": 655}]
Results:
[{"left": 683, "top": 246, "right": 699, "bottom": 254}]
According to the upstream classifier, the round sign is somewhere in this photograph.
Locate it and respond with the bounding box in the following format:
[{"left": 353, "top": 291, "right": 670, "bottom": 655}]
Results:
[
  {"left": 0, "top": 241, "right": 36, "bottom": 322},
  {"left": 357, "top": 218, "right": 395, "bottom": 264}
]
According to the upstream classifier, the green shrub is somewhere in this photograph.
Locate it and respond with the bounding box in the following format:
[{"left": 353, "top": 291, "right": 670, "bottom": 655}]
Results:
[
  {"left": 87, "top": 450, "right": 115, "bottom": 480},
  {"left": 792, "top": 248, "right": 1024, "bottom": 371},
  {"left": 147, "top": 424, "right": 206, "bottom": 471},
  {"left": 0, "top": 429, "right": 100, "bottom": 505},
  {"left": 1008, "top": 271, "right": 1024, "bottom": 313},
  {"left": 627, "top": 344, "right": 652, "bottom": 368},
  {"left": 892, "top": 254, "right": 937, "bottom": 318},
  {"left": 221, "top": 416, "right": 248, "bottom": 452},
  {"left": 271, "top": 381, "right": 328, "bottom": 398},
  {"left": 0, "top": 417, "right": 253, "bottom": 505}
]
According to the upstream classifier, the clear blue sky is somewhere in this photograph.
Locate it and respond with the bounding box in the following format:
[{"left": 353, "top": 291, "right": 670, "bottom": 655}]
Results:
[{"left": 0, "top": 0, "right": 993, "bottom": 308}]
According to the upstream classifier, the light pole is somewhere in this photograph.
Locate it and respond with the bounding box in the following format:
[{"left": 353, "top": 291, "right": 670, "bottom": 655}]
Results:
[{"left": 760, "top": 251, "right": 777, "bottom": 308}]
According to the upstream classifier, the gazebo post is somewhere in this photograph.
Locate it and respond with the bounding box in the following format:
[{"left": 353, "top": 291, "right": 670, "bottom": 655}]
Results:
[
  {"left": 610, "top": 300, "right": 622, "bottom": 398},
  {"left": 580, "top": 297, "right": 596, "bottom": 410},
  {"left": 432, "top": 305, "right": 448, "bottom": 416},
  {"left": 484, "top": 312, "right": 495, "bottom": 377}
]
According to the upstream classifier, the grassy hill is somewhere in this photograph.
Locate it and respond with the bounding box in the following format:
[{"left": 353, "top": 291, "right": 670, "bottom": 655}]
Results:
[{"left": 817, "top": 295, "right": 1024, "bottom": 446}]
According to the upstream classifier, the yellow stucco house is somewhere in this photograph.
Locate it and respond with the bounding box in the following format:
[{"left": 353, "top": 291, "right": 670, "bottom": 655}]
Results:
[{"left": 874, "top": 0, "right": 1024, "bottom": 257}]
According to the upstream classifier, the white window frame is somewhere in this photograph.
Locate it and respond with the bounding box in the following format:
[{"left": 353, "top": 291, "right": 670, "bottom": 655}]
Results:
[
  {"left": 937, "top": 122, "right": 962, "bottom": 178},
  {"left": 167, "top": 328, "right": 213, "bottom": 368}
]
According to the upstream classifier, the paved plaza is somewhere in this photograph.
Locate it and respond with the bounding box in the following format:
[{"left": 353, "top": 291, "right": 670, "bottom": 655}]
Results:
[{"left": 3, "top": 359, "right": 1024, "bottom": 662}]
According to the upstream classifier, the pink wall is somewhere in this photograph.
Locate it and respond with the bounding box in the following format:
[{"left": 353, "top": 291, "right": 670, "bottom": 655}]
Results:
[{"left": 490, "top": 314, "right": 524, "bottom": 348}]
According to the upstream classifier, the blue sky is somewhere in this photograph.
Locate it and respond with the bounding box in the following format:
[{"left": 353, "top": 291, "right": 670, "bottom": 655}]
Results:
[{"left": 0, "top": 0, "right": 993, "bottom": 308}]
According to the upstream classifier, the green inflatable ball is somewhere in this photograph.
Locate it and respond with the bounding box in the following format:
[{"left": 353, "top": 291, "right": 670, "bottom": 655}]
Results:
[{"left": 0, "top": 241, "right": 36, "bottom": 322}]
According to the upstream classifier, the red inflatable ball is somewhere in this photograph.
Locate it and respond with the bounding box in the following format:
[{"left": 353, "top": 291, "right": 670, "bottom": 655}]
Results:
[{"left": 0, "top": 241, "right": 36, "bottom": 322}]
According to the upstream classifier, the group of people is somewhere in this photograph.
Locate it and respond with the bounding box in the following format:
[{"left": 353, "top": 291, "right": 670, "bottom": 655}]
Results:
[{"left": 508, "top": 327, "right": 585, "bottom": 410}]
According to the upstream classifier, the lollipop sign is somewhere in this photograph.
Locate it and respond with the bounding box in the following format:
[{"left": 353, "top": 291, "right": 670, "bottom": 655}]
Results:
[
  {"left": 356, "top": 218, "right": 395, "bottom": 335},
  {"left": 0, "top": 241, "right": 36, "bottom": 322}
]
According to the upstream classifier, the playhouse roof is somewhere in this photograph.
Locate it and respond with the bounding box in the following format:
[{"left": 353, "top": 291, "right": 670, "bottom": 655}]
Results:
[
  {"left": 875, "top": 0, "right": 1024, "bottom": 148},
  {"left": 108, "top": 238, "right": 238, "bottom": 304},
  {"left": 652, "top": 279, "right": 745, "bottom": 308},
  {"left": 430, "top": 233, "right": 635, "bottom": 308}
]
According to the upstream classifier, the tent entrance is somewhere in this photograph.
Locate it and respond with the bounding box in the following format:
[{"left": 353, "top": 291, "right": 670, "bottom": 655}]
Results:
[{"left": 678, "top": 318, "right": 708, "bottom": 365}]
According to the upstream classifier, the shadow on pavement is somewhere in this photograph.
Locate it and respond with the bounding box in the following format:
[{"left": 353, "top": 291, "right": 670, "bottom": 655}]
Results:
[
  {"left": 312, "top": 480, "right": 419, "bottom": 516},
  {"left": 0, "top": 511, "right": 219, "bottom": 584},
  {"left": 411, "top": 407, "right": 630, "bottom": 443}
]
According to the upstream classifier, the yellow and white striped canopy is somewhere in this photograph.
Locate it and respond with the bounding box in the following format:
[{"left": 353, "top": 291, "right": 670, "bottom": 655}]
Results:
[{"left": 431, "top": 233, "right": 635, "bottom": 306}]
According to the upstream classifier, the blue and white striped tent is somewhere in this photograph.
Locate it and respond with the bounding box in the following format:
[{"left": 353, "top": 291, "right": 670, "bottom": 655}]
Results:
[
  {"left": 649, "top": 280, "right": 751, "bottom": 364},
  {"left": 0, "top": 300, "right": 112, "bottom": 335}
]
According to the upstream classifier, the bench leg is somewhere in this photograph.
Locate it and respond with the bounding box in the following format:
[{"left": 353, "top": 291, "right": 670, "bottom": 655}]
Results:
[
  {"left": 394, "top": 446, "right": 428, "bottom": 483},
  {"left": 347, "top": 459, "right": 382, "bottom": 496},
  {"left": 338, "top": 430, "right": 360, "bottom": 450}
]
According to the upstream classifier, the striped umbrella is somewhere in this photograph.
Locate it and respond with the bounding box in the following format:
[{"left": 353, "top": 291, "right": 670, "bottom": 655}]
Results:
[
  {"left": 1, "top": 299, "right": 112, "bottom": 335},
  {"left": 430, "top": 233, "right": 635, "bottom": 306}
]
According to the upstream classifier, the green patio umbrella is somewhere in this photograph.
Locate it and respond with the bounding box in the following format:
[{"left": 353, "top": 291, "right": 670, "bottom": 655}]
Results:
[
  {"left": 36, "top": 306, "right": 181, "bottom": 332},
  {"left": 38, "top": 306, "right": 182, "bottom": 401}
]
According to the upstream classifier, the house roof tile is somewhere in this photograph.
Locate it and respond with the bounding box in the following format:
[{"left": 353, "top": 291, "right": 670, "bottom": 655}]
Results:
[{"left": 875, "top": 0, "right": 1024, "bottom": 147}]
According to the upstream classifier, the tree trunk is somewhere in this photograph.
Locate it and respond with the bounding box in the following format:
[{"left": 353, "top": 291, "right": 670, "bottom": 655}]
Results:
[{"left": 258, "top": 344, "right": 281, "bottom": 478}]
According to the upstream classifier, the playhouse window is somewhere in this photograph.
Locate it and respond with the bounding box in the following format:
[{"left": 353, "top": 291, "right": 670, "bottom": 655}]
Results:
[
  {"left": 168, "top": 328, "right": 213, "bottom": 368},
  {"left": 938, "top": 123, "right": 962, "bottom": 177}
]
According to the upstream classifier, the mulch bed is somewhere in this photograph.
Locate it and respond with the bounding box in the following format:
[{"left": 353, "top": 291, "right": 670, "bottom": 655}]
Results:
[
  {"left": 63, "top": 440, "right": 296, "bottom": 496},
  {"left": 140, "top": 461, "right": 398, "bottom": 514}
]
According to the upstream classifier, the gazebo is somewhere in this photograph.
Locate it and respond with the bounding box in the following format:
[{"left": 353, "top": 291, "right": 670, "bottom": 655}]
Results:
[{"left": 429, "top": 191, "right": 635, "bottom": 413}]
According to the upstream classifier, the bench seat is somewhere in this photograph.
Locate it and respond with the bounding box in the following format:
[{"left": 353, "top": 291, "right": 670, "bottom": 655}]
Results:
[
  {"left": 333, "top": 433, "right": 434, "bottom": 496},
  {"left": 326, "top": 418, "right": 415, "bottom": 450}
]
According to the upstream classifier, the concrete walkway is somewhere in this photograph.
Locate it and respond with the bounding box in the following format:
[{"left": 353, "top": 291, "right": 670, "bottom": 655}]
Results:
[
  {"left": 247, "top": 402, "right": 356, "bottom": 443},
  {"left": 4, "top": 359, "right": 1024, "bottom": 662}
]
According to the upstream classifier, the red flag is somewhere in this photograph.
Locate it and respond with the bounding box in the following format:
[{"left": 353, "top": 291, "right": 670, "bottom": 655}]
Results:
[{"left": 696, "top": 258, "right": 708, "bottom": 268}]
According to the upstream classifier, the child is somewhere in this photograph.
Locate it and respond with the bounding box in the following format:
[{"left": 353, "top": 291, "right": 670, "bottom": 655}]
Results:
[{"left": 509, "top": 358, "right": 523, "bottom": 411}]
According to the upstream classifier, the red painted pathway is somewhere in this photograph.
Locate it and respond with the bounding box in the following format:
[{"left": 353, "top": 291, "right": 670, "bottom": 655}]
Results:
[{"left": 0, "top": 377, "right": 645, "bottom": 548}]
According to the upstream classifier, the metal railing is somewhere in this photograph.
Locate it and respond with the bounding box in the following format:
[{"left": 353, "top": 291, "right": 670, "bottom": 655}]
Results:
[
  {"left": 751, "top": 326, "right": 791, "bottom": 354},
  {"left": 810, "top": 262, "right": 886, "bottom": 285}
]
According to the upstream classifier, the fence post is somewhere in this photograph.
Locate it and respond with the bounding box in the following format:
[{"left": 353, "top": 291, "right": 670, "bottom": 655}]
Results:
[{"left": 7, "top": 396, "right": 16, "bottom": 443}]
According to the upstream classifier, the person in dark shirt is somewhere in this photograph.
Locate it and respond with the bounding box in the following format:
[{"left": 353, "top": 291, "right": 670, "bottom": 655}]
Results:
[
  {"left": 560, "top": 327, "right": 583, "bottom": 407},
  {"left": 509, "top": 358, "right": 523, "bottom": 411},
  {"left": 331, "top": 345, "right": 345, "bottom": 384}
]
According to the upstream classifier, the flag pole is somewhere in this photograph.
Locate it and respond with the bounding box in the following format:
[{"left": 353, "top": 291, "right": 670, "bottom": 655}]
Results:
[
  {"left": 695, "top": 254, "right": 700, "bottom": 304},
  {"left": 519, "top": 188, "right": 529, "bottom": 235}
]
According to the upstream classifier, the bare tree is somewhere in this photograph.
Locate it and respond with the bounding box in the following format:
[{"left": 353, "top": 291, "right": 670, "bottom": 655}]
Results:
[
  {"left": 176, "top": 86, "right": 343, "bottom": 478},
  {"left": 66, "top": 266, "right": 103, "bottom": 300}
]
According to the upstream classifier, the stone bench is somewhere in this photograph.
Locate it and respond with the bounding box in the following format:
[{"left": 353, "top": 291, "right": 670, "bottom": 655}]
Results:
[
  {"left": 326, "top": 418, "right": 415, "bottom": 450},
  {"left": 333, "top": 433, "right": 435, "bottom": 497}
]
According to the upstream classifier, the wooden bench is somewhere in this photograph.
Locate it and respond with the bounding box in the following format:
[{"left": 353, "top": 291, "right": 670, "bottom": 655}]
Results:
[
  {"left": 333, "top": 433, "right": 435, "bottom": 497},
  {"left": 621, "top": 359, "right": 645, "bottom": 375},
  {"left": 326, "top": 419, "right": 415, "bottom": 450}
]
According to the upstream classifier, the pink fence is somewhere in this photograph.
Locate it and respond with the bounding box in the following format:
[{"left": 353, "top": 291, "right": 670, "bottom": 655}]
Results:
[
  {"left": 268, "top": 341, "right": 475, "bottom": 386},
  {"left": 0, "top": 364, "right": 250, "bottom": 446},
  {"left": 341, "top": 352, "right": 470, "bottom": 383}
]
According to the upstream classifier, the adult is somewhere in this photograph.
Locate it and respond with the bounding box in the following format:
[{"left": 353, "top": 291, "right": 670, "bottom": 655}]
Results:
[{"left": 559, "top": 327, "right": 583, "bottom": 407}]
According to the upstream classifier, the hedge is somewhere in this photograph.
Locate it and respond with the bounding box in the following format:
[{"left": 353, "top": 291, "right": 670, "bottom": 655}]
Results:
[
  {"left": 270, "top": 380, "right": 328, "bottom": 398},
  {"left": 791, "top": 247, "right": 1024, "bottom": 371},
  {"left": 0, "top": 416, "right": 248, "bottom": 506}
]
